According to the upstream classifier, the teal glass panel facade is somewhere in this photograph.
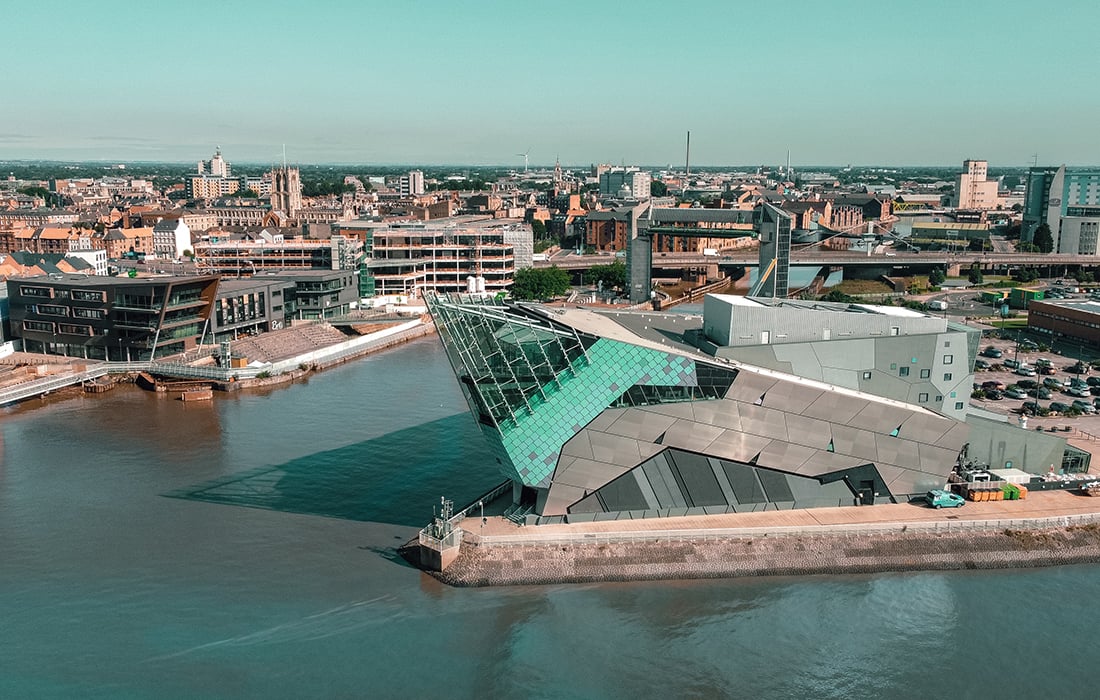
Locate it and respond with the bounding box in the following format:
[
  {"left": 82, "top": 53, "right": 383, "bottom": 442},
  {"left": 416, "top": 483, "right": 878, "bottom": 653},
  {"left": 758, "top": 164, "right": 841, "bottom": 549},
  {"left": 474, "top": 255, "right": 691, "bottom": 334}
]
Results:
[{"left": 498, "top": 338, "right": 702, "bottom": 487}]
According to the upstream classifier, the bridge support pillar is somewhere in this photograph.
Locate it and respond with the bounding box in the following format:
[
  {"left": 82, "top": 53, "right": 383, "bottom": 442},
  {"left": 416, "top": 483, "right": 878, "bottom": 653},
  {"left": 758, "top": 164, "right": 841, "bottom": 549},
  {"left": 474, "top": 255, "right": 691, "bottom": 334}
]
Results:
[{"left": 947, "top": 262, "right": 962, "bottom": 277}]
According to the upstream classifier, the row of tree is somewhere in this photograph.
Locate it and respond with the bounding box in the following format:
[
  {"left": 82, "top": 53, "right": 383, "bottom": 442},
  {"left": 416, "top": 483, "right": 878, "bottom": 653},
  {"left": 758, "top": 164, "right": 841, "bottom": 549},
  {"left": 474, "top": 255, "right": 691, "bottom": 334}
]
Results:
[{"left": 510, "top": 260, "right": 627, "bottom": 301}]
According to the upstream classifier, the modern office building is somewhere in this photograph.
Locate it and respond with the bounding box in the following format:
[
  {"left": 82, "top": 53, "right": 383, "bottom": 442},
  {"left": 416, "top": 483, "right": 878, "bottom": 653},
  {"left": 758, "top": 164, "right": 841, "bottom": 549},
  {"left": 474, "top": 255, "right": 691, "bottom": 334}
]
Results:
[
  {"left": 258, "top": 270, "right": 359, "bottom": 319},
  {"left": 333, "top": 219, "right": 525, "bottom": 298},
  {"left": 210, "top": 277, "right": 297, "bottom": 340},
  {"left": 5, "top": 274, "right": 219, "bottom": 360},
  {"left": 193, "top": 234, "right": 363, "bottom": 275},
  {"left": 428, "top": 294, "right": 988, "bottom": 521},
  {"left": 1022, "top": 165, "right": 1100, "bottom": 247}
]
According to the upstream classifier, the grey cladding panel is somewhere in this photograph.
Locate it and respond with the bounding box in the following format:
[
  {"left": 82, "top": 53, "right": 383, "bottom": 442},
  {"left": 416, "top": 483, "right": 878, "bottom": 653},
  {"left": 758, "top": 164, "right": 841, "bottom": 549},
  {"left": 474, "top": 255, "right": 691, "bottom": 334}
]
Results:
[
  {"left": 848, "top": 404, "right": 917, "bottom": 434},
  {"left": 604, "top": 409, "right": 679, "bottom": 442},
  {"left": 587, "top": 431, "right": 643, "bottom": 465},
  {"left": 595, "top": 473, "right": 650, "bottom": 512},
  {"left": 667, "top": 451, "right": 726, "bottom": 507},
  {"left": 642, "top": 453, "right": 687, "bottom": 509},
  {"left": 917, "top": 442, "right": 961, "bottom": 474},
  {"left": 794, "top": 450, "right": 867, "bottom": 475},
  {"left": 542, "top": 483, "right": 587, "bottom": 516},
  {"left": 725, "top": 372, "right": 780, "bottom": 403},
  {"left": 570, "top": 493, "right": 604, "bottom": 514},
  {"left": 722, "top": 462, "right": 767, "bottom": 504},
  {"left": 801, "top": 392, "right": 867, "bottom": 424},
  {"left": 690, "top": 400, "right": 743, "bottom": 431},
  {"left": 560, "top": 430, "right": 594, "bottom": 460},
  {"left": 555, "top": 457, "right": 632, "bottom": 491},
  {"left": 830, "top": 424, "right": 881, "bottom": 462},
  {"left": 898, "top": 413, "right": 955, "bottom": 445},
  {"left": 783, "top": 414, "right": 834, "bottom": 451},
  {"left": 757, "top": 469, "right": 794, "bottom": 503},
  {"left": 584, "top": 408, "right": 626, "bottom": 433},
  {"left": 704, "top": 431, "right": 773, "bottom": 463},
  {"left": 755, "top": 442, "right": 818, "bottom": 473},
  {"left": 759, "top": 380, "right": 825, "bottom": 414},
  {"left": 736, "top": 405, "right": 790, "bottom": 441},
  {"left": 662, "top": 419, "right": 724, "bottom": 451}
]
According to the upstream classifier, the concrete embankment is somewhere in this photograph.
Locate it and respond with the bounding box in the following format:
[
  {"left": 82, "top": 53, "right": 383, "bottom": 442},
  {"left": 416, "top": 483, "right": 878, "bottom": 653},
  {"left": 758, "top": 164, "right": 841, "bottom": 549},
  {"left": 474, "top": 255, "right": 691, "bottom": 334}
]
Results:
[{"left": 429, "top": 523, "right": 1100, "bottom": 587}]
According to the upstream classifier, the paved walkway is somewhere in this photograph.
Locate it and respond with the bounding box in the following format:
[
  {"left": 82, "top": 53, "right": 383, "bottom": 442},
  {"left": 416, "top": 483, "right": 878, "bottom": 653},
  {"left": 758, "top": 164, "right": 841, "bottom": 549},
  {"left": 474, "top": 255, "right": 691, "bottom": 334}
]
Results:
[{"left": 464, "top": 490, "right": 1100, "bottom": 540}]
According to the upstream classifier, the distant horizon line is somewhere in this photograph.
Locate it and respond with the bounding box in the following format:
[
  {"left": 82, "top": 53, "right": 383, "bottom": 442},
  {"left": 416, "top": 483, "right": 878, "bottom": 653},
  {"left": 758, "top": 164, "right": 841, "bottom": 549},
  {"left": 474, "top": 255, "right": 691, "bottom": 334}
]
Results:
[{"left": 0, "top": 158, "right": 1088, "bottom": 171}]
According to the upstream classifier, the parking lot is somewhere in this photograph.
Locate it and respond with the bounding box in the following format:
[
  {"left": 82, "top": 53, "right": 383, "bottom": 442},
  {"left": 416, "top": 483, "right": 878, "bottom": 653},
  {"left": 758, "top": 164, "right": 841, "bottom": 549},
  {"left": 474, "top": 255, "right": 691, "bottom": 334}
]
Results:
[{"left": 969, "top": 333, "right": 1100, "bottom": 446}]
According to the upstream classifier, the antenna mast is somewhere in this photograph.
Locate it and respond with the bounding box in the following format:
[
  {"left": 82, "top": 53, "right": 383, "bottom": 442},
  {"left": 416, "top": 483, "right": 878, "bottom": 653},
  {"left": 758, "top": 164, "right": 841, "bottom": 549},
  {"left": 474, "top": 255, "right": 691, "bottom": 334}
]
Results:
[{"left": 682, "top": 129, "right": 690, "bottom": 195}]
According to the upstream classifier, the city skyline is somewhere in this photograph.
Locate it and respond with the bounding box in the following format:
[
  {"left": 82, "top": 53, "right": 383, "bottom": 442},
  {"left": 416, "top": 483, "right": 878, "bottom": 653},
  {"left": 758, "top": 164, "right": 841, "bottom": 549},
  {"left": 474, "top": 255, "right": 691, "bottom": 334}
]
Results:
[{"left": 2, "top": 0, "right": 1098, "bottom": 166}]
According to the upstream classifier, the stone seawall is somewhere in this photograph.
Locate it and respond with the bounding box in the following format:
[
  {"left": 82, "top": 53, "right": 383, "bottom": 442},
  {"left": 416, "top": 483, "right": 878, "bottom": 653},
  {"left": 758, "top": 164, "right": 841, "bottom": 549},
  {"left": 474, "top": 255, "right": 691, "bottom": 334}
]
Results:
[{"left": 430, "top": 524, "right": 1100, "bottom": 587}]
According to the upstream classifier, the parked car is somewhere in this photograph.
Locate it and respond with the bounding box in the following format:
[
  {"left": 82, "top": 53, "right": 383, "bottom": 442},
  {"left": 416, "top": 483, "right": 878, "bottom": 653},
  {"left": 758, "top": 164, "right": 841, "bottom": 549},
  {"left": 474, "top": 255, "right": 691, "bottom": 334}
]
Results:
[
  {"left": 984, "top": 389, "right": 1004, "bottom": 401},
  {"left": 981, "top": 347, "right": 1003, "bottom": 358},
  {"left": 1016, "top": 379, "right": 1038, "bottom": 389},
  {"left": 974, "top": 359, "right": 990, "bottom": 370},
  {"left": 1086, "top": 376, "right": 1100, "bottom": 387},
  {"left": 1067, "top": 362, "right": 1088, "bottom": 374},
  {"left": 925, "top": 490, "right": 965, "bottom": 509},
  {"left": 1015, "top": 366, "right": 1037, "bottom": 376},
  {"left": 1067, "top": 386, "right": 1090, "bottom": 398},
  {"left": 1093, "top": 397, "right": 1100, "bottom": 410},
  {"left": 1028, "top": 387, "right": 1053, "bottom": 400},
  {"left": 1072, "top": 400, "right": 1097, "bottom": 414},
  {"left": 1040, "top": 365, "right": 1058, "bottom": 375},
  {"left": 1044, "top": 377, "right": 1064, "bottom": 390},
  {"left": 1050, "top": 401, "right": 1072, "bottom": 414},
  {"left": 1005, "top": 387, "right": 1028, "bottom": 399},
  {"left": 1022, "top": 401, "right": 1046, "bottom": 415},
  {"left": 982, "top": 380, "right": 1006, "bottom": 391},
  {"left": 1019, "top": 339, "right": 1039, "bottom": 351},
  {"left": 1003, "top": 358, "right": 1021, "bottom": 369}
]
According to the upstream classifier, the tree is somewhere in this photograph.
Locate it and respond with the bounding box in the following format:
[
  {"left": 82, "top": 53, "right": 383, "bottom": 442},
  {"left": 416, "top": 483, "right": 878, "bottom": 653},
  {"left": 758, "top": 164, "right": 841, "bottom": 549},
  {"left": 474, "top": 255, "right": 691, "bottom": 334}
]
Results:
[
  {"left": 968, "top": 263, "right": 984, "bottom": 285},
  {"left": 928, "top": 267, "right": 946, "bottom": 286},
  {"left": 511, "top": 266, "right": 571, "bottom": 301},
  {"left": 1033, "top": 223, "right": 1055, "bottom": 253},
  {"left": 650, "top": 180, "right": 669, "bottom": 197},
  {"left": 530, "top": 219, "right": 547, "bottom": 239},
  {"left": 821, "top": 289, "right": 856, "bottom": 303},
  {"left": 588, "top": 260, "right": 626, "bottom": 291},
  {"left": 237, "top": 189, "right": 259, "bottom": 198}
]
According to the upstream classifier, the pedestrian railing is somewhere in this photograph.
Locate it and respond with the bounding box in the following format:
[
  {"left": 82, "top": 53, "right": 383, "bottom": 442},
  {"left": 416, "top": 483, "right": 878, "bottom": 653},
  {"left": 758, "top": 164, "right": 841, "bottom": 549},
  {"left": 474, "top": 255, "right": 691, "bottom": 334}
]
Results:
[{"left": 466, "top": 511, "right": 1100, "bottom": 548}]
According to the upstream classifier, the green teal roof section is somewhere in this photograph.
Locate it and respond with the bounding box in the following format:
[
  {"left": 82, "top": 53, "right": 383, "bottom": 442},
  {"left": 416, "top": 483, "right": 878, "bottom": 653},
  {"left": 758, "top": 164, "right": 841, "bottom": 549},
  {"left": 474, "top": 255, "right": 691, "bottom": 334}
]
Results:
[{"left": 498, "top": 338, "right": 697, "bottom": 488}]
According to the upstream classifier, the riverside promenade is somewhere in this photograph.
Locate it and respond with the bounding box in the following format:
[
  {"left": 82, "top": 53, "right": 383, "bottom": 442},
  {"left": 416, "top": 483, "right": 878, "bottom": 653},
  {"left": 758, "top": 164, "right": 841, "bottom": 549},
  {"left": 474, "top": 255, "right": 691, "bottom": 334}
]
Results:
[{"left": 428, "top": 491, "right": 1100, "bottom": 587}]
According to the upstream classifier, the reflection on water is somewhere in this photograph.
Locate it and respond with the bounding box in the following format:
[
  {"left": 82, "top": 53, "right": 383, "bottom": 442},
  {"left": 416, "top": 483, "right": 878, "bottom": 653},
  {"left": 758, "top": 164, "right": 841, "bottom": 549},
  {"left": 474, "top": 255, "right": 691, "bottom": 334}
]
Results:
[{"left": 165, "top": 414, "right": 500, "bottom": 526}]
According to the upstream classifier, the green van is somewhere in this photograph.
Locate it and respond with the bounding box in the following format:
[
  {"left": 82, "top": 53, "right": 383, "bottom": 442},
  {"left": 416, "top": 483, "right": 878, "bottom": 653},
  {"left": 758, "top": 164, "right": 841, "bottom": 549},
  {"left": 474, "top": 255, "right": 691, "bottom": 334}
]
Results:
[{"left": 925, "top": 490, "right": 965, "bottom": 509}]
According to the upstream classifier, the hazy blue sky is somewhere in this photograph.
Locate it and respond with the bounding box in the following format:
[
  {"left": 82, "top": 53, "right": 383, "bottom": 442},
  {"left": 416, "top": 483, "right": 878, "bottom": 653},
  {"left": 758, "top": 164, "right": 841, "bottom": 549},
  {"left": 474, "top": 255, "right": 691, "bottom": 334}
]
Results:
[{"left": 1, "top": 0, "right": 1097, "bottom": 166}]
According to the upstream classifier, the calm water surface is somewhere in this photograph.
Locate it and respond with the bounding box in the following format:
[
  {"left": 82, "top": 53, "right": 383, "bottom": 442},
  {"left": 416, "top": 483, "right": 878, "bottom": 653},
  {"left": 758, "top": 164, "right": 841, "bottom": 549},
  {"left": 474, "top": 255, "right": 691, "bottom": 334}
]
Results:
[{"left": 2, "top": 337, "right": 1099, "bottom": 699}]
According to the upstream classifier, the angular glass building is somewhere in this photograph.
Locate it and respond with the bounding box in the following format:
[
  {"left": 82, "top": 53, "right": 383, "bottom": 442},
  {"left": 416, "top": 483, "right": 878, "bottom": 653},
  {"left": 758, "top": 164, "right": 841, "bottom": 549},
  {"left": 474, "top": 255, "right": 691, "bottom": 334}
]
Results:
[{"left": 429, "top": 294, "right": 970, "bottom": 523}]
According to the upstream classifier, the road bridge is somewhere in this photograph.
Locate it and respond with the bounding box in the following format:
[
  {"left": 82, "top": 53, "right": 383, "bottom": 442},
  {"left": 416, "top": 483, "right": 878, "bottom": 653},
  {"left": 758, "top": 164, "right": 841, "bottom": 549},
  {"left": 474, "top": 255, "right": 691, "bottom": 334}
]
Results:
[{"left": 536, "top": 251, "right": 1100, "bottom": 272}]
